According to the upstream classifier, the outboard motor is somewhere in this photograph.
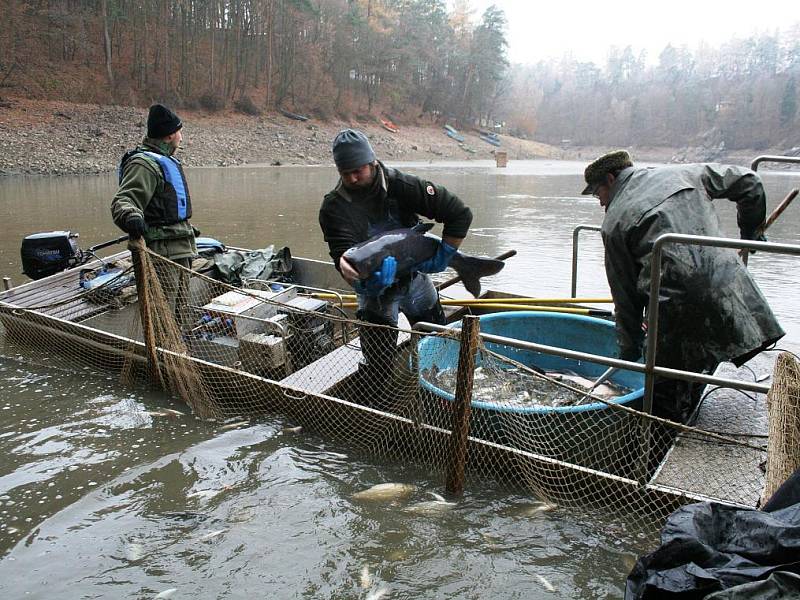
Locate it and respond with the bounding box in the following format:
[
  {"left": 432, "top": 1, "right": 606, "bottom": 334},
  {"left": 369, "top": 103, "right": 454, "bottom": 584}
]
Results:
[{"left": 21, "top": 231, "right": 83, "bottom": 280}]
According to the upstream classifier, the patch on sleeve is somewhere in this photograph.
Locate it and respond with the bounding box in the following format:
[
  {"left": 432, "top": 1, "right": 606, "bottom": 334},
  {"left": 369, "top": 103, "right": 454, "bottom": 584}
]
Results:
[{"left": 426, "top": 184, "right": 435, "bottom": 196}]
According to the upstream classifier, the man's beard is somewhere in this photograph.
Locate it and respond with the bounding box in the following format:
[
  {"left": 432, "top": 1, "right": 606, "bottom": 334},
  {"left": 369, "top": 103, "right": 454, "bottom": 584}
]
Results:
[{"left": 342, "top": 164, "right": 376, "bottom": 192}]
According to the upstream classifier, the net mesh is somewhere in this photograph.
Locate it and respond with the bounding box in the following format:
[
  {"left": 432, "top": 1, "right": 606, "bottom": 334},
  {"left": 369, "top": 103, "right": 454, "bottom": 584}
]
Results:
[
  {"left": 762, "top": 352, "right": 800, "bottom": 504},
  {"left": 0, "top": 246, "right": 771, "bottom": 536}
]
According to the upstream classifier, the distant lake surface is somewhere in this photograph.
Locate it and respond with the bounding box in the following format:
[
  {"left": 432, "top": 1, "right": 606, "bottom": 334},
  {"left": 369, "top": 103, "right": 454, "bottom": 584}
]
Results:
[{"left": 1, "top": 160, "right": 799, "bottom": 598}]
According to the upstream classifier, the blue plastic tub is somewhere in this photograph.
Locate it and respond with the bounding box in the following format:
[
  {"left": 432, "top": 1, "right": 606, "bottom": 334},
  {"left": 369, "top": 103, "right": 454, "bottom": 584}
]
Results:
[{"left": 417, "top": 312, "right": 645, "bottom": 476}]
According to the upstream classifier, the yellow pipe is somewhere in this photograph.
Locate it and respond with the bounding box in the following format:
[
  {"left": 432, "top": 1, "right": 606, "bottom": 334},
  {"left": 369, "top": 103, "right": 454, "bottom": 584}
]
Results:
[
  {"left": 441, "top": 297, "right": 612, "bottom": 305},
  {"left": 338, "top": 301, "right": 604, "bottom": 315},
  {"left": 311, "top": 292, "right": 612, "bottom": 304},
  {"left": 443, "top": 303, "right": 603, "bottom": 315},
  {"left": 308, "top": 292, "right": 357, "bottom": 300}
]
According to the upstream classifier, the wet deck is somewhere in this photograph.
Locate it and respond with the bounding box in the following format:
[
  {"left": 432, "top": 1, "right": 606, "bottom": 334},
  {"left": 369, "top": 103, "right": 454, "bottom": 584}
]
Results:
[
  {"left": 650, "top": 352, "right": 778, "bottom": 508},
  {"left": 280, "top": 314, "right": 411, "bottom": 395},
  {"left": 0, "top": 253, "right": 122, "bottom": 322}
]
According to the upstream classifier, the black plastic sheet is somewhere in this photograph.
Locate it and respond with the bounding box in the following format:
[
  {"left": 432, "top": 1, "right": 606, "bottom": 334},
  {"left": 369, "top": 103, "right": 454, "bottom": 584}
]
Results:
[{"left": 625, "top": 471, "right": 800, "bottom": 599}]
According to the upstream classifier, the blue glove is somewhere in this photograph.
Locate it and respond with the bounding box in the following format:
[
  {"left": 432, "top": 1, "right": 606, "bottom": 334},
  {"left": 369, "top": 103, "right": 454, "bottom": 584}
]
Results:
[
  {"left": 415, "top": 241, "right": 457, "bottom": 274},
  {"left": 353, "top": 256, "right": 397, "bottom": 297}
]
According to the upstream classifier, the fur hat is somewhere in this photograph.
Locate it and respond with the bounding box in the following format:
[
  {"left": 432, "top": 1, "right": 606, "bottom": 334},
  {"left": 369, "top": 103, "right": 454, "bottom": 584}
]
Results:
[
  {"left": 582, "top": 150, "right": 633, "bottom": 194},
  {"left": 147, "top": 104, "right": 183, "bottom": 139},
  {"left": 332, "top": 129, "right": 376, "bottom": 170}
]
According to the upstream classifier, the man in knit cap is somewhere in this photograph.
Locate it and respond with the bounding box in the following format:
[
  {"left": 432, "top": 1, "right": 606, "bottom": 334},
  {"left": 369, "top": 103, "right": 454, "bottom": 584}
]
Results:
[
  {"left": 583, "top": 150, "right": 783, "bottom": 423},
  {"left": 319, "top": 129, "right": 473, "bottom": 406},
  {"left": 111, "top": 103, "right": 197, "bottom": 322},
  {"left": 112, "top": 103, "right": 196, "bottom": 260}
]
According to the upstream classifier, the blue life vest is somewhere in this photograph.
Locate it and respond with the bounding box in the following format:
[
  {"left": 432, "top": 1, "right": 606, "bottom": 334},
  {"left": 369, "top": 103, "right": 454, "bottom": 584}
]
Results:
[{"left": 118, "top": 149, "right": 192, "bottom": 224}]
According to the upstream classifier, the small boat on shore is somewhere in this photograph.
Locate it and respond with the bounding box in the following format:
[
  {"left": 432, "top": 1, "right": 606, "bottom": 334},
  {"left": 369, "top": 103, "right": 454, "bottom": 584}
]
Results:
[
  {"left": 380, "top": 117, "right": 399, "bottom": 133},
  {"left": 443, "top": 124, "right": 465, "bottom": 143},
  {"left": 480, "top": 133, "right": 501, "bottom": 147},
  {"left": 279, "top": 108, "right": 309, "bottom": 122}
]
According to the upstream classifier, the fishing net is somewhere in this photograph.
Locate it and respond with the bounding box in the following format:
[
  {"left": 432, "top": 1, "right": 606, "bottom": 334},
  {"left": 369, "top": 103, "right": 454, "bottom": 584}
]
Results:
[
  {"left": 762, "top": 352, "right": 800, "bottom": 504},
  {"left": 122, "top": 238, "right": 216, "bottom": 419},
  {"left": 0, "top": 246, "right": 771, "bottom": 535}
]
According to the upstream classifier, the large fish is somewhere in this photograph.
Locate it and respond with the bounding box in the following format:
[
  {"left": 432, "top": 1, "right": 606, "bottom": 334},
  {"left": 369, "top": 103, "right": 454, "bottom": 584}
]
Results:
[
  {"left": 342, "top": 223, "right": 505, "bottom": 297},
  {"left": 351, "top": 482, "right": 417, "bottom": 501}
]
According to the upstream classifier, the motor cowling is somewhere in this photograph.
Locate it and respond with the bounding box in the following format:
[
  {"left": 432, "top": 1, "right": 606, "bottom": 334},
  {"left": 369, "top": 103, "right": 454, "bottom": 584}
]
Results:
[{"left": 21, "top": 231, "right": 83, "bottom": 280}]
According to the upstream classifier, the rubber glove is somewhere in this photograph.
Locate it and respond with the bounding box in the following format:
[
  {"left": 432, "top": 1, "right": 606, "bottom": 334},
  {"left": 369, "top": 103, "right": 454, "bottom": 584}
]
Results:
[
  {"left": 415, "top": 240, "right": 457, "bottom": 274},
  {"left": 742, "top": 232, "right": 767, "bottom": 254},
  {"left": 353, "top": 256, "right": 397, "bottom": 297},
  {"left": 123, "top": 214, "right": 148, "bottom": 239}
]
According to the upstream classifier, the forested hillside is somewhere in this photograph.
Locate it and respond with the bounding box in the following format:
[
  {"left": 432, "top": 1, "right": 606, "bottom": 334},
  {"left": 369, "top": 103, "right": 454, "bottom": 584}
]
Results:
[
  {"left": 1, "top": 1, "right": 798, "bottom": 152},
  {"left": 509, "top": 32, "right": 800, "bottom": 152},
  {"left": 0, "top": 0, "right": 509, "bottom": 127}
]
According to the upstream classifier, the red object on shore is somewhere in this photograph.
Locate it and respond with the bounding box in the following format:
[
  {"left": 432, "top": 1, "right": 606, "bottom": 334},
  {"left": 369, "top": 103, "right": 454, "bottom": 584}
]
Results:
[{"left": 380, "top": 117, "right": 399, "bottom": 133}]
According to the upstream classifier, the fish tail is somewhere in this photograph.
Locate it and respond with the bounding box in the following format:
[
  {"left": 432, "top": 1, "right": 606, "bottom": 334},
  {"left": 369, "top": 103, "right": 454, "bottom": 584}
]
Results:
[{"left": 450, "top": 255, "right": 505, "bottom": 297}]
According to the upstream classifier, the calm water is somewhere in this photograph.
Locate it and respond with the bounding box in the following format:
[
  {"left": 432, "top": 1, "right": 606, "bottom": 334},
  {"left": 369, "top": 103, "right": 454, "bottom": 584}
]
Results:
[{"left": 1, "top": 160, "right": 799, "bottom": 598}]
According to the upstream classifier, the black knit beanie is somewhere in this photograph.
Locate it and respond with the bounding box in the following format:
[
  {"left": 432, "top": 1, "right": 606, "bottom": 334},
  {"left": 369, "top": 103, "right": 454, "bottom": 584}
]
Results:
[{"left": 147, "top": 104, "right": 183, "bottom": 139}]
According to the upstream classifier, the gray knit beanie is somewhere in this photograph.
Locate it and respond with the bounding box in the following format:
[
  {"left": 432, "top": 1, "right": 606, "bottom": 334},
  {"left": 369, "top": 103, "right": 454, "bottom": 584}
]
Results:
[{"left": 332, "top": 129, "right": 376, "bottom": 170}]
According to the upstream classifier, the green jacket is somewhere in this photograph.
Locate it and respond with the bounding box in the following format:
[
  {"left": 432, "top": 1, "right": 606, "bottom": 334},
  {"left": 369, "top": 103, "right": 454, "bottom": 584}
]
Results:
[
  {"left": 111, "top": 138, "right": 196, "bottom": 260},
  {"left": 601, "top": 163, "right": 784, "bottom": 369}
]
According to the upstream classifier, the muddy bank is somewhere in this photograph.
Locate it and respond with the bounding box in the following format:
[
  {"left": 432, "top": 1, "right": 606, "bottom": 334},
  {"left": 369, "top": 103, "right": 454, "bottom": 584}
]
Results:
[
  {"left": 0, "top": 97, "right": 787, "bottom": 177},
  {"left": 0, "top": 98, "right": 564, "bottom": 177}
]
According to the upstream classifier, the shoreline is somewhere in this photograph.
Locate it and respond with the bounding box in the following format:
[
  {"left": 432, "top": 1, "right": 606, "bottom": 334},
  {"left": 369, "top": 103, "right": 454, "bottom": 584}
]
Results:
[{"left": 0, "top": 97, "right": 786, "bottom": 177}]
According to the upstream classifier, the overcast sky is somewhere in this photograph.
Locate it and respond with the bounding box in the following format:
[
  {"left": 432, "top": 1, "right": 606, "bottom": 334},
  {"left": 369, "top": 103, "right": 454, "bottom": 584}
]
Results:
[{"left": 465, "top": 0, "right": 799, "bottom": 66}]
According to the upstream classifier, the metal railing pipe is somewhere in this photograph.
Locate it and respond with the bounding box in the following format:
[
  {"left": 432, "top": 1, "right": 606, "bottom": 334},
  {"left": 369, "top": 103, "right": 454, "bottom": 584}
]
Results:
[
  {"left": 571, "top": 225, "right": 602, "bottom": 297},
  {"left": 413, "top": 321, "right": 771, "bottom": 396},
  {"left": 750, "top": 155, "right": 800, "bottom": 171}
]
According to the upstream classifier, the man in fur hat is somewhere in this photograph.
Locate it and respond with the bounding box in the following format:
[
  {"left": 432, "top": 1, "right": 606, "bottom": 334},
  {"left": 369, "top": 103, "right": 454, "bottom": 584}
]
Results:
[{"left": 583, "top": 150, "right": 784, "bottom": 423}]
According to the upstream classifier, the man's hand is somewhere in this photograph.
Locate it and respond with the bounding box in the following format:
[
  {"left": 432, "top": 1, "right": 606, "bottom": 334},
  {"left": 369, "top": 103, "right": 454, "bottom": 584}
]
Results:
[
  {"left": 338, "top": 255, "right": 360, "bottom": 285},
  {"left": 353, "top": 256, "right": 397, "bottom": 297},
  {"left": 415, "top": 240, "right": 457, "bottom": 274},
  {"left": 123, "top": 214, "right": 148, "bottom": 239}
]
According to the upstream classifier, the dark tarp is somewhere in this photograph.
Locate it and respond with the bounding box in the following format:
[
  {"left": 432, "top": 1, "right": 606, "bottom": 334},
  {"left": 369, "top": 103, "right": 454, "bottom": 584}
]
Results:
[
  {"left": 625, "top": 469, "right": 800, "bottom": 599},
  {"left": 211, "top": 246, "right": 293, "bottom": 286},
  {"left": 703, "top": 571, "right": 800, "bottom": 599}
]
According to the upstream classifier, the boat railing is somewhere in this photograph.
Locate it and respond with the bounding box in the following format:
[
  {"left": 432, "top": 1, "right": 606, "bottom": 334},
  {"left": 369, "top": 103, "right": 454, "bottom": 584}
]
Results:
[
  {"left": 417, "top": 234, "right": 798, "bottom": 488},
  {"left": 570, "top": 224, "right": 602, "bottom": 298},
  {"left": 751, "top": 154, "right": 800, "bottom": 170},
  {"left": 418, "top": 236, "right": 800, "bottom": 422},
  {"left": 569, "top": 156, "right": 800, "bottom": 297}
]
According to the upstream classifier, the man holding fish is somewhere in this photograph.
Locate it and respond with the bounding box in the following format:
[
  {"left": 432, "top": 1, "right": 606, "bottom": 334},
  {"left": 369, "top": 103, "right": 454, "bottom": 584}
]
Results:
[{"left": 318, "top": 129, "right": 478, "bottom": 391}]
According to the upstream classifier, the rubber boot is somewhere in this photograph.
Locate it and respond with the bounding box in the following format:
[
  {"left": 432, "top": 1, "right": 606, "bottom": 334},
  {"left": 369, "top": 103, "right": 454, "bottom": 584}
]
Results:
[{"left": 356, "top": 309, "right": 399, "bottom": 411}]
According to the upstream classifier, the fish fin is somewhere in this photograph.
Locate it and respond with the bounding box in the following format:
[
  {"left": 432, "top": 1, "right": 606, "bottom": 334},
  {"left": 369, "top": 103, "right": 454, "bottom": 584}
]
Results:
[
  {"left": 450, "top": 255, "right": 506, "bottom": 297},
  {"left": 412, "top": 222, "right": 436, "bottom": 234}
]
